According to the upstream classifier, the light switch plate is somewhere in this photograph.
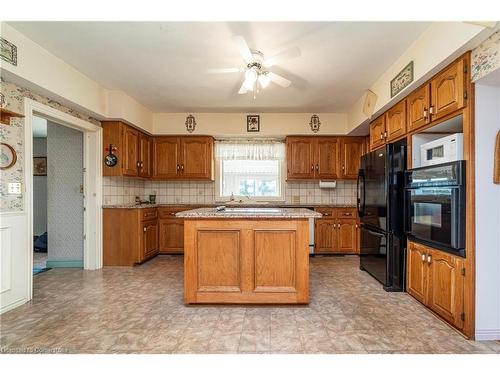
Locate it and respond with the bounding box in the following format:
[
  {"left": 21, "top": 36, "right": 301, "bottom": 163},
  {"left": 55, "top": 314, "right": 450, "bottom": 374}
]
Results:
[{"left": 8, "top": 182, "right": 22, "bottom": 195}]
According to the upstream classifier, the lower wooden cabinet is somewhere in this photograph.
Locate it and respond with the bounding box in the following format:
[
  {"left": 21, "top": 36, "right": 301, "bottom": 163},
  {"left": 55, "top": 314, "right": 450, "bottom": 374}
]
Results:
[
  {"left": 407, "top": 241, "right": 466, "bottom": 330},
  {"left": 103, "top": 208, "right": 159, "bottom": 266},
  {"left": 314, "top": 207, "right": 359, "bottom": 254},
  {"left": 158, "top": 207, "right": 190, "bottom": 253}
]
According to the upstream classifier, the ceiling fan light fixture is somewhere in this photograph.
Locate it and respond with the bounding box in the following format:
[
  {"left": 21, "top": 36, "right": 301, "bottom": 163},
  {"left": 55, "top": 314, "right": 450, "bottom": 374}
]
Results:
[
  {"left": 244, "top": 69, "right": 258, "bottom": 90},
  {"left": 258, "top": 73, "right": 270, "bottom": 88}
]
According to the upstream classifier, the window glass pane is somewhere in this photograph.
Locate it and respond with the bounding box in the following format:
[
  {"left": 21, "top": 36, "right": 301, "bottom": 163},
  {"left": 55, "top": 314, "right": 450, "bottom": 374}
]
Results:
[{"left": 221, "top": 159, "right": 280, "bottom": 198}]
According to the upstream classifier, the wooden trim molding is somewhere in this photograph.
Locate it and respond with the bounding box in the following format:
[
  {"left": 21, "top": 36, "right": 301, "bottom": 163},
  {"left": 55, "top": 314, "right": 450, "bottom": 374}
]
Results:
[{"left": 494, "top": 131, "right": 500, "bottom": 184}]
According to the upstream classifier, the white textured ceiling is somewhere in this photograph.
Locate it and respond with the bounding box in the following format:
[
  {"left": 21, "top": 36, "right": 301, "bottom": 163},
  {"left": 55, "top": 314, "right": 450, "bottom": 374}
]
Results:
[{"left": 9, "top": 22, "right": 431, "bottom": 112}]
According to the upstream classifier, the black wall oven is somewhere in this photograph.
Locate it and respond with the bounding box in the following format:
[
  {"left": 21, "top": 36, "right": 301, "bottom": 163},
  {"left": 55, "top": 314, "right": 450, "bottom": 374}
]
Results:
[{"left": 405, "top": 161, "right": 466, "bottom": 257}]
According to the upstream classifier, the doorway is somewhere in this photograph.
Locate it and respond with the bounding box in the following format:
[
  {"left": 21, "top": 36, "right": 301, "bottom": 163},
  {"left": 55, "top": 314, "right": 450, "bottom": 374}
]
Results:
[{"left": 32, "top": 116, "right": 85, "bottom": 275}]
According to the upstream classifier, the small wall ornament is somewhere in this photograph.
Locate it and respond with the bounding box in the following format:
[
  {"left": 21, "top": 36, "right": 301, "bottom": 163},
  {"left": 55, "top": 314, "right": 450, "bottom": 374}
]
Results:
[
  {"left": 1, "top": 37, "right": 18, "bottom": 66},
  {"left": 185, "top": 114, "right": 196, "bottom": 133},
  {"left": 247, "top": 115, "right": 260, "bottom": 132},
  {"left": 390, "top": 61, "right": 414, "bottom": 98},
  {"left": 309, "top": 114, "right": 321, "bottom": 133}
]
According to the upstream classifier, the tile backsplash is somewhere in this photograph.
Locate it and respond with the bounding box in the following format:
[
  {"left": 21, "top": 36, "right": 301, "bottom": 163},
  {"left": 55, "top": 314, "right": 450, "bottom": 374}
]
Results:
[{"left": 103, "top": 177, "right": 357, "bottom": 206}]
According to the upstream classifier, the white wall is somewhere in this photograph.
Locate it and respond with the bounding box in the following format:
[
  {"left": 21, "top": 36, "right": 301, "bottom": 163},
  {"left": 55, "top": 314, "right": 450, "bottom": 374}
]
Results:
[
  {"left": 474, "top": 83, "right": 500, "bottom": 341},
  {"left": 32, "top": 138, "right": 47, "bottom": 236},
  {"left": 153, "top": 113, "right": 348, "bottom": 136},
  {"left": 47, "top": 121, "right": 84, "bottom": 264}
]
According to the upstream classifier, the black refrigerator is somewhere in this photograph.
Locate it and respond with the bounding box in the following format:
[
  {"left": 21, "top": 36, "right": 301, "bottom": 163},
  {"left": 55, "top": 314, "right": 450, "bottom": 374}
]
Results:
[{"left": 357, "top": 139, "right": 406, "bottom": 292}]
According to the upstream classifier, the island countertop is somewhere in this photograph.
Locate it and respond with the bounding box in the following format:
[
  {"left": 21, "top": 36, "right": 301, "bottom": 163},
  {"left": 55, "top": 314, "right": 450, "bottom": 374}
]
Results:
[{"left": 176, "top": 207, "right": 322, "bottom": 219}]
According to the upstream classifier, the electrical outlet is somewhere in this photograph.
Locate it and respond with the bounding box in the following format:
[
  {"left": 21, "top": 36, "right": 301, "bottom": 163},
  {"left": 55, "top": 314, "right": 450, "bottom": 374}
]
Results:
[{"left": 8, "top": 182, "right": 22, "bottom": 195}]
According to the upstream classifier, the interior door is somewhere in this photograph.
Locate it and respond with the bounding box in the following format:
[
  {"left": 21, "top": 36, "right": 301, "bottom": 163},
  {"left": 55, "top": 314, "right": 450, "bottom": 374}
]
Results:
[
  {"left": 286, "top": 137, "right": 315, "bottom": 179},
  {"left": 180, "top": 137, "right": 213, "bottom": 179},
  {"left": 153, "top": 137, "right": 180, "bottom": 179},
  {"left": 122, "top": 126, "right": 139, "bottom": 176},
  {"left": 315, "top": 137, "right": 339, "bottom": 179}
]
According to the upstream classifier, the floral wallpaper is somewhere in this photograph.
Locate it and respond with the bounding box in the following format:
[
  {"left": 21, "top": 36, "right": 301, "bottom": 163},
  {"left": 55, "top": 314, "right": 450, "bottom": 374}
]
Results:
[
  {"left": 0, "top": 78, "right": 100, "bottom": 212},
  {"left": 471, "top": 31, "right": 500, "bottom": 83}
]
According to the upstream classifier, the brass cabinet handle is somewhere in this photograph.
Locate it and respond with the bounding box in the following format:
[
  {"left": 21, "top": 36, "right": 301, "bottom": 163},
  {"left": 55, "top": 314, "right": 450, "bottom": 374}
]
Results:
[
  {"left": 384, "top": 131, "right": 387, "bottom": 139},
  {"left": 427, "top": 255, "right": 432, "bottom": 264},
  {"left": 380, "top": 133, "right": 383, "bottom": 140},
  {"left": 316, "top": 164, "right": 319, "bottom": 171},
  {"left": 423, "top": 108, "right": 428, "bottom": 119},
  {"left": 342, "top": 165, "right": 345, "bottom": 171},
  {"left": 143, "top": 227, "right": 147, "bottom": 232},
  {"left": 421, "top": 254, "right": 426, "bottom": 262},
  {"left": 343, "top": 213, "right": 352, "bottom": 216},
  {"left": 311, "top": 164, "right": 314, "bottom": 171},
  {"left": 170, "top": 212, "right": 176, "bottom": 216},
  {"left": 181, "top": 164, "right": 184, "bottom": 171},
  {"left": 429, "top": 106, "right": 434, "bottom": 115},
  {"left": 176, "top": 164, "right": 180, "bottom": 171},
  {"left": 323, "top": 213, "right": 330, "bottom": 216}
]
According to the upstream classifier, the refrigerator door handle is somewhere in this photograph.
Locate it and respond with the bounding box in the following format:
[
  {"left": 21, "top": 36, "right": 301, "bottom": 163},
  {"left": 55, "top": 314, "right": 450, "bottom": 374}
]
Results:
[{"left": 357, "top": 171, "right": 366, "bottom": 218}]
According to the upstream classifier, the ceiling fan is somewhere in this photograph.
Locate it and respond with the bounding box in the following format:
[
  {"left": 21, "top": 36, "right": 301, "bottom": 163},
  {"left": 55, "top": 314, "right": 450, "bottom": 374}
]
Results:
[{"left": 208, "top": 35, "right": 301, "bottom": 96}]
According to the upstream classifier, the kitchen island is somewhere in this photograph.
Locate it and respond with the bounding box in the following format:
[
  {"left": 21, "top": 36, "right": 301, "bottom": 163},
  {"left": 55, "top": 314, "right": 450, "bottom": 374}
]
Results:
[{"left": 177, "top": 207, "right": 321, "bottom": 305}]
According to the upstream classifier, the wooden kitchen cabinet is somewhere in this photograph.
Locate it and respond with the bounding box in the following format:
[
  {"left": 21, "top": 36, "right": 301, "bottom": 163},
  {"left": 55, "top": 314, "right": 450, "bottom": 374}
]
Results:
[
  {"left": 158, "top": 207, "right": 186, "bottom": 253},
  {"left": 138, "top": 133, "right": 153, "bottom": 178},
  {"left": 286, "top": 137, "right": 316, "bottom": 179},
  {"left": 103, "top": 208, "right": 159, "bottom": 266},
  {"left": 385, "top": 99, "right": 407, "bottom": 142},
  {"left": 340, "top": 137, "right": 364, "bottom": 179},
  {"left": 314, "top": 207, "right": 358, "bottom": 254},
  {"left": 123, "top": 126, "right": 140, "bottom": 176},
  {"left": 286, "top": 136, "right": 363, "bottom": 181},
  {"left": 406, "top": 241, "right": 465, "bottom": 330},
  {"left": 407, "top": 84, "right": 431, "bottom": 132},
  {"left": 369, "top": 115, "right": 386, "bottom": 151},
  {"left": 430, "top": 56, "right": 467, "bottom": 121},
  {"left": 153, "top": 136, "right": 214, "bottom": 180}
]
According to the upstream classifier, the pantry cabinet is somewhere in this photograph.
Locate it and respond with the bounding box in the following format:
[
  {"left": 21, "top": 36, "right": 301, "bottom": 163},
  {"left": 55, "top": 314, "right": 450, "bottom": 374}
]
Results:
[
  {"left": 406, "top": 241, "right": 465, "bottom": 330},
  {"left": 286, "top": 136, "right": 363, "bottom": 181},
  {"left": 314, "top": 207, "right": 358, "bottom": 254},
  {"left": 153, "top": 136, "right": 214, "bottom": 180}
]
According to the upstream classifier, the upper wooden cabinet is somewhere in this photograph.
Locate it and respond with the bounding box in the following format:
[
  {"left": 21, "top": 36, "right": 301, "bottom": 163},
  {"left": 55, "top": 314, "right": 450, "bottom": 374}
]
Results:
[
  {"left": 430, "top": 56, "right": 467, "bottom": 121},
  {"left": 340, "top": 137, "right": 364, "bottom": 179},
  {"left": 102, "top": 121, "right": 150, "bottom": 178},
  {"left": 406, "top": 241, "right": 465, "bottom": 330},
  {"left": 385, "top": 99, "right": 407, "bottom": 142},
  {"left": 407, "top": 84, "right": 431, "bottom": 132},
  {"left": 286, "top": 137, "right": 316, "bottom": 179},
  {"left": 369, "top": 115, "right": 386, "bottom": 151},
  {"left": 153, "top": 136, "right": 214, "bottom": 180},
  {"left": 286, "top": 136, "right": 363, "bottom": 181},
  {"left": 369, "top": 54, "right": 470, "bottom": 149},
  {"left": 138, "top": 133, "right": 152, "bottom": 178}
]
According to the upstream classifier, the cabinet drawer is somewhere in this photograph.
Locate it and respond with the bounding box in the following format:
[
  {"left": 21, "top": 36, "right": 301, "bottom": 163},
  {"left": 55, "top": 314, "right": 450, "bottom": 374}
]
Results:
[
  {"left": 158, "top": 206, "right": 191, "bottom": 219},
  {"left": 334, "top": 207, "right": 357, "bottom": 218},
  {"left": 314, "top": 207, "right": 334, "bottom": 218},
  {"left": 141, "top": 208, "right": 157, "bottom": 221}
]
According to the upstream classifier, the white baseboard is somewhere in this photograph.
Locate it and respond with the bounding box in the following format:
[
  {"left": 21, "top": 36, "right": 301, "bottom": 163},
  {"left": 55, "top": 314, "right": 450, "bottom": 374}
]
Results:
[
  {"left": 0, "top": 297, "right": 28, "bottom": 315},
  {"left": 475, "top": 329, "right": 500, "bottom": 341}
]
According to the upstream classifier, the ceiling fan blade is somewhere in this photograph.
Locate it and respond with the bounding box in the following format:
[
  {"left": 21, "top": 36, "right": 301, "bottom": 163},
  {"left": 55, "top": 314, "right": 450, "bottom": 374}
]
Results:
[
  {"left": 238, "top": 81, "right": 248, "bottom": 94},
  {"left": 268, "top": 72, "right": 292, "bottom": 88},
  {"left": 263, "top": 47, "right": 301, "bottom": 67},
  {"left": 232, "top": 35, "right": 253, "bottom": 63},
  {"left": 206, "top": 67, "right": 241, "bottom": 74}
]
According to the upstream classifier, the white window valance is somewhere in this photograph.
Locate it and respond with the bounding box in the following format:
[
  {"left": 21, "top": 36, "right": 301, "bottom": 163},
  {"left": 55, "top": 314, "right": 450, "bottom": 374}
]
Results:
[{"left": 215, "top": 140, "right": 285, "bottom": 160}]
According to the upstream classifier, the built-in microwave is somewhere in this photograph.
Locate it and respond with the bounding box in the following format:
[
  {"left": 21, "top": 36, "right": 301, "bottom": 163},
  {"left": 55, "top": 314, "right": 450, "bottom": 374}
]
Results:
[
  {"left": 405, "top": 161, "right": 466, "bottom": 257},
  {"left": 420, "top": 133, "right": 463, "bottom": 167}
]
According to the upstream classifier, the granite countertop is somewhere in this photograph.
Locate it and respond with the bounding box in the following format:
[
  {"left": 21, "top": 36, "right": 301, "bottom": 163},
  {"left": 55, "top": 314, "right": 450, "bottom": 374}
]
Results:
[
  {"left": 102, "top": 203, "right": 356, "bottom": 209},
  {"left": 176, "top": 207, "right": 322, "bottom": 219}
]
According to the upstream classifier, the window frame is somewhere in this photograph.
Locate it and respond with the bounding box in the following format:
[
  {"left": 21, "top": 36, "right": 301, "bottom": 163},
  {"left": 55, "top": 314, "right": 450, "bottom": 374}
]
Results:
[{"left": 215, "top": 157, "right": 286, "bottom": 203}]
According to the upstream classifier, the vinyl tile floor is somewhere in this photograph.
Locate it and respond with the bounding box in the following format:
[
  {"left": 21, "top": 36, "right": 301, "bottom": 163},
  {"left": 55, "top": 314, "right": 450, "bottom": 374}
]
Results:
[{"left": 1, "top": 255, "right": 499, "bottom": 354}]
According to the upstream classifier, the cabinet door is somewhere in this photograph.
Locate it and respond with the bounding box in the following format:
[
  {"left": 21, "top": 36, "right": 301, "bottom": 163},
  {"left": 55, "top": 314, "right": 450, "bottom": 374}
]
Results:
[
  {"left": 385, "top": 100, "right": 407, "bottom": 142},
  {"left": 159, "top": 218, "right": 184, "bottom": 253},
  {"left": 406, "top": 242, "right": 428, "bottom": 304},
  {"left": 141, "top": 220, "right": 158, "bottom": 260},
  {"left": 336, "top": 219, "right": 357, "bottom": 253},
  {"left": 407, "top": 84, "right": 431, "bottom": 132},
  {"left": 180, "top": 137, "right": 213, "bottom": 179},
  {"left": 369, "top": 115, "right": 386, "bottom": 151},
  {"left": 122, "top": 126, "right": 139, "bottom": 176},
  {"left": 340, "top": 137, "right": 364, "bottom": 179},
  {"left": 315, "top": 137, "right": 339, "bottom": 179},
  {"left": 314, "top": 219, "right": 335, "bottom": 253},
  {"left": 286, "top": 137, "right": 315, "bottom": 179},
  {"left": 427, "top": 249, "right": 465, "bottom": 329},
  {"left": 153, "top": 137, "right": 180, "bottom": 179},
  {"left": 430, "top": 57, "right": 466, "bottom": 121},
  {"left": 138, "top": 133, "right": 152, "bottom": 178}
]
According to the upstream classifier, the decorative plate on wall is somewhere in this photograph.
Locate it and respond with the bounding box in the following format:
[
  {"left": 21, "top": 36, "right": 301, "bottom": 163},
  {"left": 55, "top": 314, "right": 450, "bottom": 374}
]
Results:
[{"left": 0, "top": 142, "right": 17, "bottom": 170}]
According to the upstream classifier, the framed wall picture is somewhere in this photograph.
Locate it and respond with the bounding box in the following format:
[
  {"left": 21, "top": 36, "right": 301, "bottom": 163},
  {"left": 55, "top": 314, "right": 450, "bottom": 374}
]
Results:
[
  {"left": 33, "top": 157, "right": 47, "bottom": 176},
  {"left": 390, "top": 61, "right": 414, "bottom": 98},
  {"left": 247, "top": 115, "right": 260, "bottom": 132},
  {"left": 0, "top": 37, "right": 18, "bottom": 66}
]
